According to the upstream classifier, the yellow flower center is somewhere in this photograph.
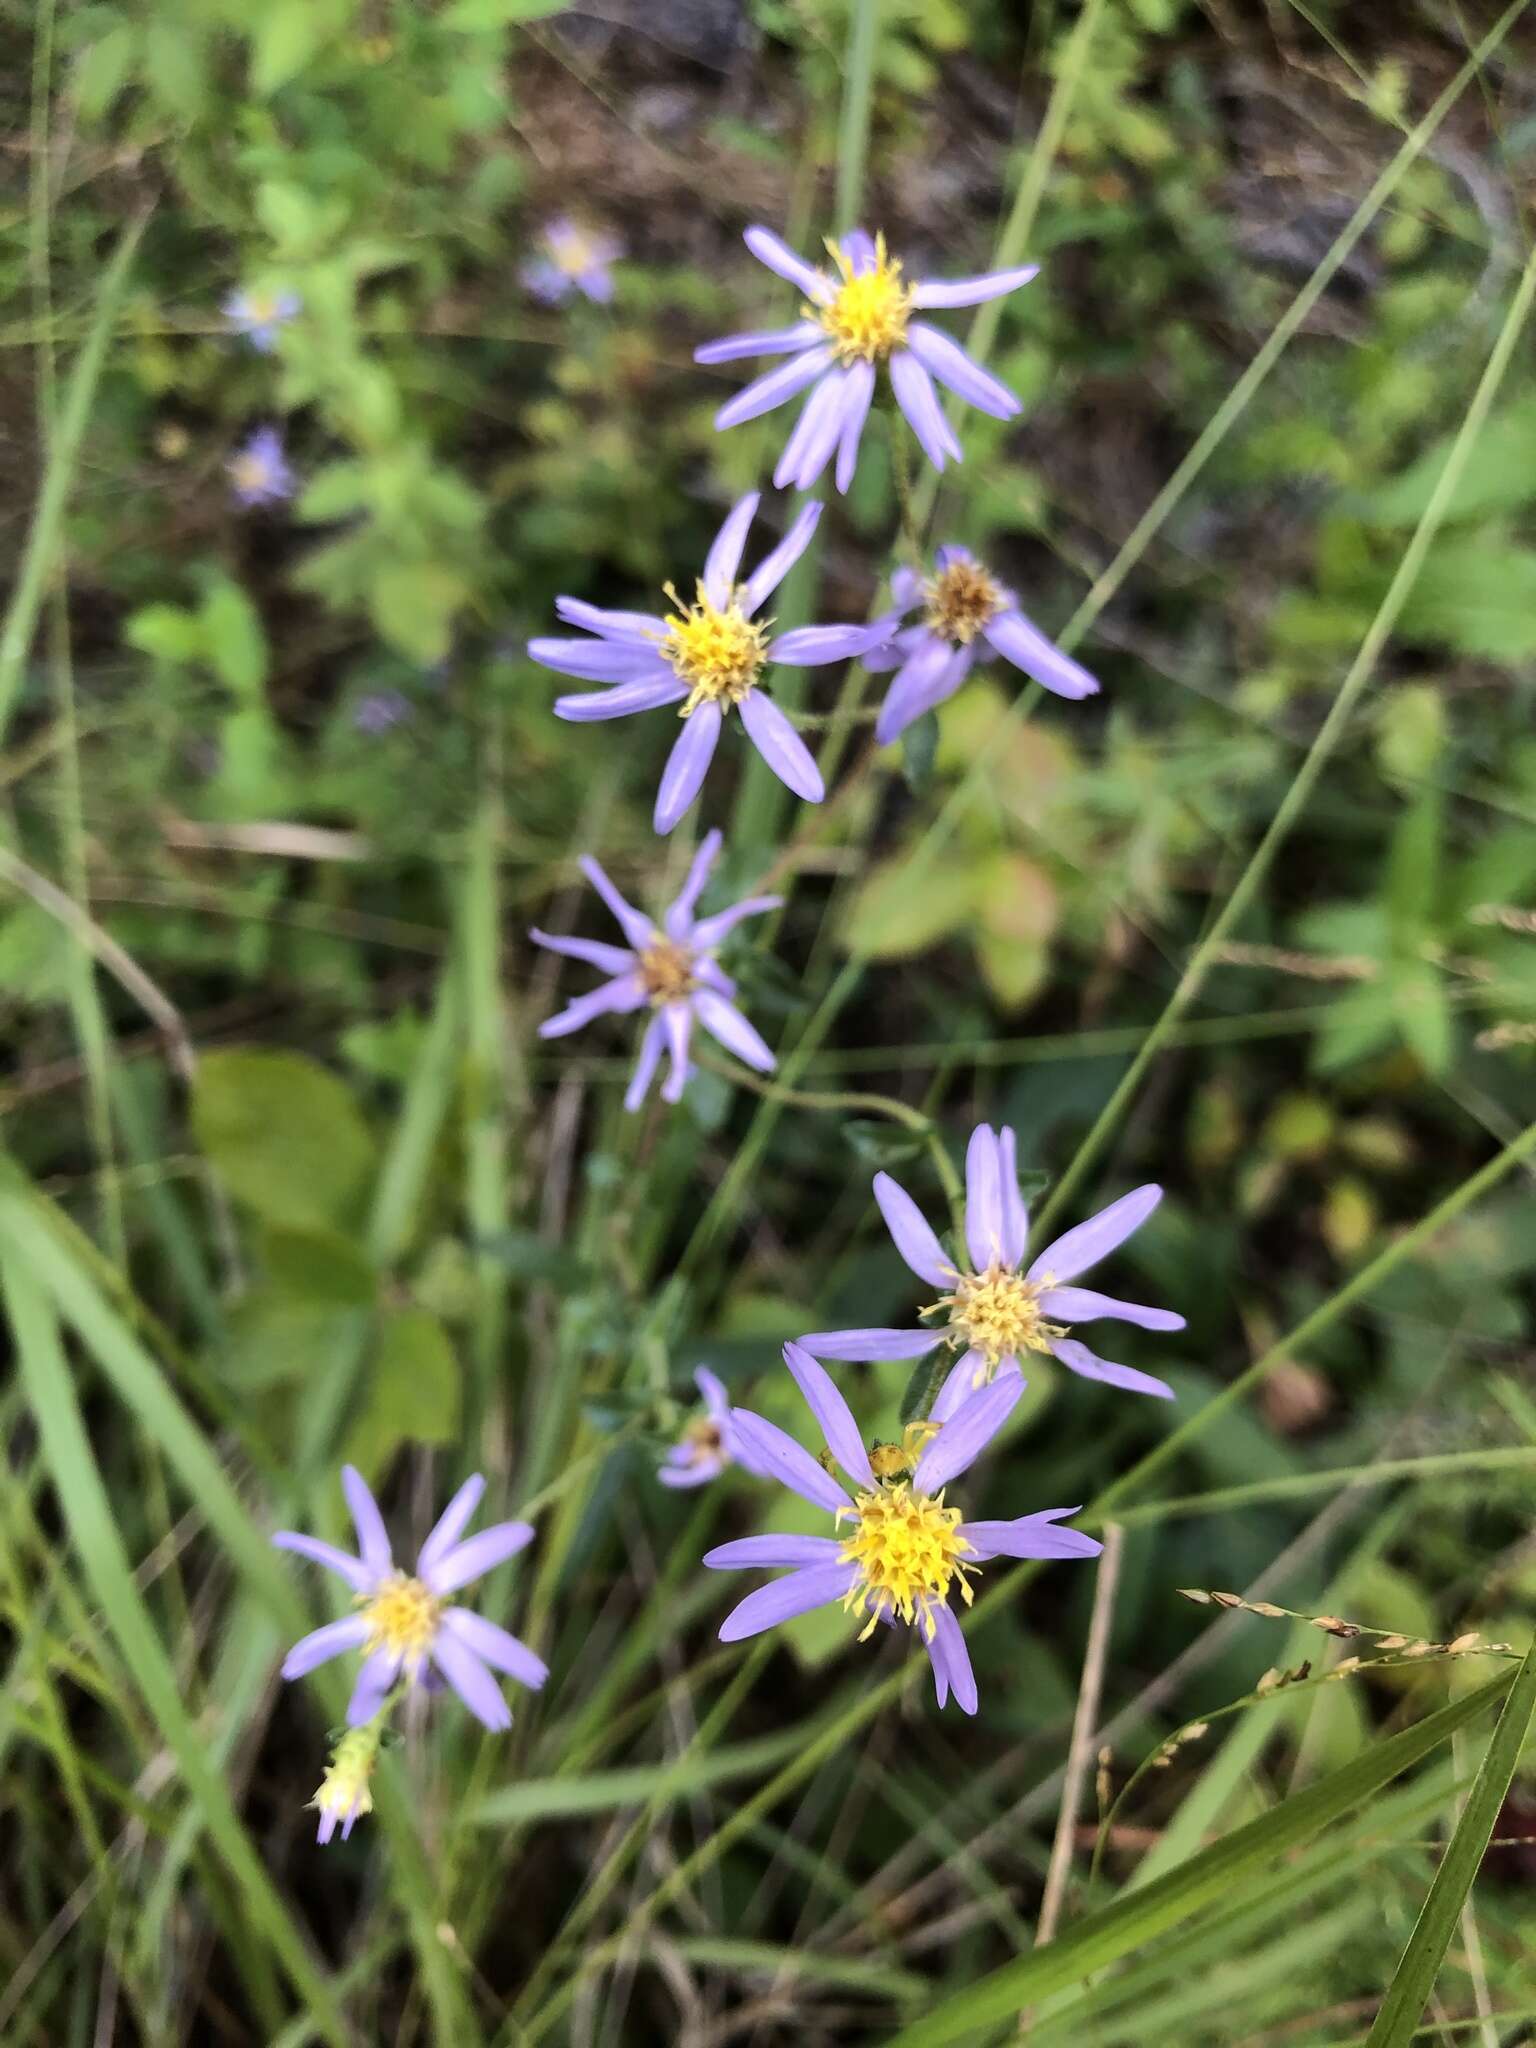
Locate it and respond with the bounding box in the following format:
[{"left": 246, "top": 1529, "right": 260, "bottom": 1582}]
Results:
[
  {"left": 934, "top": 1263, "right": 1061, "bottom": 1373},
  {"left": 924, "top": 559, "right": 1005, "bottom": 645},
  {"left": 838, "top": 1480, "right": 977, "bottom": 1638},
  {"left": 552, "top": 228, "right": 599, "bottom": 276},
  {"left": 638, "top": 935, "right": 697, "bottom": 1005},
  {"left": 684, "top": 1418, "right": 724, "bottom": 1460},
  {"left": 244, "top": 290, "right": 279, "bottom": 323},
  {"left": 230, "top": 452, "right": 274, "bottom": 493},
  {"left": 813, "top": 234, "right": 913, "bottom": 364},
  {"left": 359, "top": 1573, "right": 442, "bottom": 1667},
  {"left": 661, "top": 582, "right": 769, "bottom": 714}
]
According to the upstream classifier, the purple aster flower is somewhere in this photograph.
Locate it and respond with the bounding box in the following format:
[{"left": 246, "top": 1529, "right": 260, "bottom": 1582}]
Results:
[
  {"left": 658, "top": 1365, "right": 757, "bottom": 1488},
  {"left": 695, "top": 226, "right": 1039, "bottom": 493},
  {"left": 528, "top": 493, "right": 883, "bottom": 834},
  {"left": 353, "top": 689, "right": 413, "bottom": 735},
  {"left": 273, "top": 1468, "right": 547, "bottom": 1732},
  {"left": 531, "top": 829, "right": 780, "bottom": 1111},
  {"left": 822, "top": 545, "right": 1098, "bottom": 744},
  {"left": 226, "top": 426, "right": 295, "bottom": 508},
  {"left": 799, "top": 1124, "right": 1184, "bottom": 1423},
  {"left": 223, "top": 286, "right": 301, "bottom": 353},
  {"left": 705, "top": 1342, "right": 1100, "bottom": 1714},
  {"left": 522, "top": 217, "right": 623, "bottom": 304}
]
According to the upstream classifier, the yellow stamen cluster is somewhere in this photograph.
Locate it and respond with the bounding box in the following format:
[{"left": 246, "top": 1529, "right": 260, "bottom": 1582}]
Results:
[
  {"left": 685, "top": 1417, "right": 724, "bottom": 1460},
  {"left": 551, "top": 228, "right": 600, "bottom": 276},
  {"left": 230, "top": 452, "right": 274, "bottom": 495},
  {"left": 934, "top": 1264, "right": 1061, "bottom": 1373},
  {"left": 359, "top": 1573, "right": 442, "bottom": 1668},
  {"left": 839, "top": 1481, "right": 976, "bottom": 1638},
  {"left": 924, "top": 558, "right": 1005, "bottom": 645},
  {"left": 813, "top": 233, "right": 913, "bottom": 364},
  {"left": 660, "top": 582, "right": 769, "bottom": 714},
  {"left": 867, "top": 1421, "right": 941, "bottom": 1481},
  {"left": 638, "top": 935, "right": 697, "bottom": 1005},
  {"left": 311, "top": 1722, "right": 380, "bottom": 1835}
]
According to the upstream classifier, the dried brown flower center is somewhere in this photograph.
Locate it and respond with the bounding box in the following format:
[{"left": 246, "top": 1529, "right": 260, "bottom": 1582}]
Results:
[{"left": 924, "top": 560, "right": 1004, "bottom": 645}]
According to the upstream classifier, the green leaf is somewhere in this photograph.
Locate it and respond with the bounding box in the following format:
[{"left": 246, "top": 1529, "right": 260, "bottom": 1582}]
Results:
[
  {"left": 841, "top": 1118, "right": 929, "bottom": 1168},
  {"left": 74, "top": 23, "right": 139, "bottom": 121},
  {"left": 1384, "top": 787, "right": 1442, "bottom": 949},
  {"left": 1361, "top": 396, "right": 1536, "bottom": 527},
  {"left": 258, "top": 1224, "right": 377, "bottom": 1309},
  {"left": 124, "top": 601, "right": 204, "bottom": 665},
  {"left": 899, "top": 709, "right": 939, "bottom": 795},
  {"left": 442, "top": 0, "right": 567, "bottom": 24},
  {"left": 839, "top": 848, "right": 981, "bottom": 960},
  {"left": 1366, "top": 1641, "right": 1536, "bottom": 2046},
  {"left": 368, "top": 561, "right": 464, "bottom": 664},
  {"left": 1399, "top": 533, "right": 1536, "bottom": 659},
  {"left": 192, "top": 1050, "right": 378, "bottom": 1231},
  {"left": 296, "top": 460, "right": 369, "bottom": 523},
  {"left": 342, "top": 1307, "right": 460, "bottom": 1480},
  {"left": 882, "top": 1674, "right": 1513, "bottom": 2048},
  {"left": 249, "top": 0, "right": 342, "bottom": 94},
  {"left": 199, "top": 576, "right": 268, "bottom": 696}
]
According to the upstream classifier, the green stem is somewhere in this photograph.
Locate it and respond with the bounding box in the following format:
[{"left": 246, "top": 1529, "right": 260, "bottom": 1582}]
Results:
[{"left": 834, "top": 0, "right": 880, "bottom": 232}]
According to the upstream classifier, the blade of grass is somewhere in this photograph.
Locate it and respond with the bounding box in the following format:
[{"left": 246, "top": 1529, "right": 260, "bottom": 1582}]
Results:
[
  {"left": 1363, "top": 1638, "right": 1536, "bottom": 2047},
  {"left": 0, "top": 1251, "right": 349, "bottom": 2047}
]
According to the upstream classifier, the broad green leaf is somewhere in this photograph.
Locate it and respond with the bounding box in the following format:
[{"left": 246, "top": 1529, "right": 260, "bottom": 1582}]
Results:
[
  {"left": 882, "top": 1674, "right": 1512, "bottom": 2047},
  {"left": 839, "top": 848, "right": 981, "bottom": 959},
  {"left": 192, "top": 1049, "right": 378, "bottom": 1232},
  {"left": 250, "top": 0, "right": 348, "bottom": 94},
  {"left": 258, "top": 1224, "right": 377, "bottom": 1309},
  {"left": 368, "top": 560, "right": 464, "bottom": 664},
  {"left": 74, "top": 23, "right": 139, "bottom": 121},
  {"left": 124, "top": 601, "right": 204, "bottom": 665},
  {"left": 342, "top": 1307, "right": 459, "bottom": 1480},
  {"left": 1399, "top": 533, "right": 1536, "bottom": 659},
  {"left": 1384, "top": 787, "right": 1442, "bottom": 949},
  {"left": 200, "top": 576, "right": 268, "bottom": 696},
  {"left": 1361, "top": 396, "right": 1536, "bottom": 526}
]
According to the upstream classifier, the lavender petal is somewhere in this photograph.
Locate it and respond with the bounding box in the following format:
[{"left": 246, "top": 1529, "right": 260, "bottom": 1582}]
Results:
[
  {"left": 929, "top": 1349, "right": 993, "bottom": 1424},
  {"left": 874, "top": 632, "right": 968, "bottom": 745},
  {"left": 771, "top": 622, "right": 889, "bottom": 667},
  {"left": 719, "top": 1562, "right": 857, "bottom": 1642},
  {"left": 983, "top": 608, "right": 1099, "bottom": 700},
  {"left": 925, "top": 1600, "right": 978, "bottom": 1714},
  {"left": 690, "top": 894, "right": 782, "bottom": 950},
  {"left": 425, "top": 1520, "right": 535, "bottom": 1597},
  {"left": 796, "top": 1327, "right": 940, "bottom": 1362},
  {"left": 913, "top": 1373, "right": 1025, "bottom": 1492},
  {"left": 1027, "top": 1184, "right": 1164, "bottom": 1284},
  {"left": 695, "top": 321, "right": 823, "bottom": 364},
  {"left": 1048, "top": 1336, "right": 1175, "bottom": 1401},
  {"left": 346, "top": 1646, "right": 402, "bottom": 1726},
  {"left": 658, "top": 1456, "right": 723, "bottom": 1489},
  {"left": 416, "top": 1474, "right": 486, "bottom": 1577},
  {"left": 773, "top": 368, "right": 851, "bottom": 493},
  {"left": 537, "top": 973, "right": 647, "bottom": 1040},
  {"left": 996, "top": 1126, "right": 1028, "bottom": 1269},
  {"left": 528, "top": 929, "right": 637, "bottom": 977},
  {"left": 663, "top": 828, "right": 723, "bottom": 938},
  {"left": 911, "top": 264, "right": 1040, "bottom": 309},
  {"left": 906, "top": 323, "right": 1022, "bottom": 420},
  {"left": 554, "top": 597, "right": 667, "bottom": 645},
  {"left": 430, "top": 1633, "right": 512, "bottom": 1731},
  {"left": 281, "top": 1613, "right": 370, "bottom": 1680},
  {"left": 703, "top": 1533, "right": 845, "bottom": 1570},
  {"left": 716, "top": 347, "right": 832, "bottom": 431},
  {"left": 438, "top": 1606, "right": 548, "bottom": 1690},
  {"left": 960, "top": 1510, "right": 1103, "bottom": 1563},
  {"left": 553, "top": 676, "right": 687, "bottom": 721},
  {"left": 872, "top": 1170, "right": 952, "bottom": 1287},
  {"left": 703, "top": 492, "right": 761, "bottom": 608},
  {"left": 743, "top": 225, "right": 832, "bottom": 302},
  {"left": 528, "top": 637, "right": 668, "bottom": 684},
  {"left": 1037, "top": 1286, "right": 1185, "bottom": 1332},
  {"left": 834, "top": 358, "right": 876, "bottom": 493},
  {"left": 693, "top": 988, "right": 776, "bottom": 1073},
  {"left": 659, "top": 1002, "right": 693, "bottom": 1103},
  {"left": 271, "top": 1532, "right": 373, "bottom": 1594},
  {"left": 696, "top": 1365, "right": 730, "bottom": 1422},
  {"left": 964, "top": 1123, "right": 1005, "bottom": 1272},
  {"left": 738, "top": 691, "right": 824, "bottom": 802},
  {"left": 342, "top": 1465, "right": 392, "bottom": 1575},
  {"left": 889, "top": 350, "right": 962, "bottom": 472},
  {"left": 783, "top": 1340, "right": 875, "bottom": 1489},
  {"left": 742, "top": 500, "right": 823, "bottom": 615},
  {"left": 624, "top": 1015, "right": 667, "bottom": 1112},
  {"left": 578, "top": 854, "right": 655, "bottom": 949},
  {"left": 727, "top": 1409, "right": 853, "bottom": 1515},
  {"left": 654, "top": 704, "right": 722, "bottom": 835}
]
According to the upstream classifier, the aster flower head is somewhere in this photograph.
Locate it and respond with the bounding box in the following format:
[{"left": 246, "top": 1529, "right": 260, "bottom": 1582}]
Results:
[
  {"left": 273, "top": 1468, "right": 548, "bottom": 1731},
  {"left": 523, "top": 217, "right": 623, "bottom": 304},
  {"left": 353, "top": 689, "right": 412, "bottom": 735},
  {"left": 223, "top": 286, "right": 301, "bottom": 352},
  {"left": 531, "top": 829, "right": 780, "bottom": 1111},
  {"left": 799, "top": 1124, "right": 1184, "bottom": 1422},
  {"left": 529, "top": 493, "right": 883, "bottom": 833},
  {"left": 658, "top": 1365, "right": 761, "bottom": 1488},
  {"left": 851, "top": 546, "right": 1099, "bottom": 745},
  {"left": 227, "top": 426, "right": 295, "bottom": 508},
  {"left": 705, "top": 1343, "right": 1101, "bottom": 1713},
  {"left": 311, "top": 1718, "right": 381, "bottom": 1845},
  {"left": 695, "top": 226, "right": 1039, "bottom": 493}
]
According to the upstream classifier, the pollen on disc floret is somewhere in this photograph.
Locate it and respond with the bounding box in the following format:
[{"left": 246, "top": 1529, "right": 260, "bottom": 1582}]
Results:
[
  {"left": 813, "top": 231, "right": 914, "bottom": 364},
  {"left": 660, "top": 581, "right": 771, "bottom": 714}
]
